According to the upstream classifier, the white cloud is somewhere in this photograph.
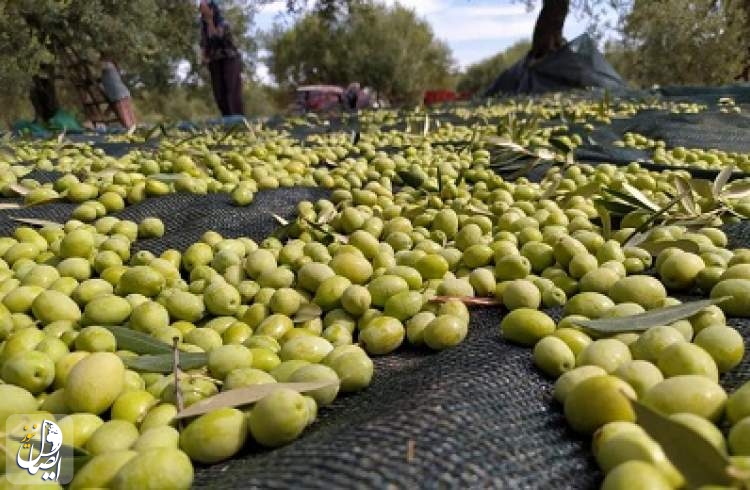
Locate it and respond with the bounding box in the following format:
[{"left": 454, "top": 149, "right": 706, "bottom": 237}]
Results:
[
  {"left": 432, "top": 16, "right": 536, "bottom": 42},
  {"left": 383, "top": 0, "right": 449, "bottom": 16},
  {"left": 258, "top": 1, "right": 289, "bottom": 14},
  {"left": 456, "top": 5, "right": 529, "bottom": 17}
]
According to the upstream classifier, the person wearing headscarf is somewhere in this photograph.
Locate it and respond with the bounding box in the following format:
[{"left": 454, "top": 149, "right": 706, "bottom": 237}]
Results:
[{"left": 199, "top": 0, "right": 244, "bottom": 116}]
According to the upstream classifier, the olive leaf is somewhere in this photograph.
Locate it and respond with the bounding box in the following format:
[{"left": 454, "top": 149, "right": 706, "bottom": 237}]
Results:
[
  {"left": 722, "top": 181, "right": 750, "bottom": 200},
  {"left": 673, "top": 176, "right": 697, "bottom": 215},
  {"left": 638, "top": 239, "right": 700, "bottom": 256},
  {"left": 293, "top": 303, "right": 323, "bottom": 323},
  {"left": 9, "top": 217, "right": 62, "bottom": 228},
  {"left": 428, "top": 296, "right": 501, "bottom": 306},
  {"left": 621, "top": 182, "right": 660, "bottom": 212},
  {"left": 540, "top": 176, "right": 561, "bottom": 200},
  {"left": 0, "top": 203, "right": 22, "bottom": 210},
  {"left": 125, "top": 352, "right": 208, "bottom": 373},
  {"left": 574, "top": 298, "right": 727, "bottom": 333},
  {"left": 149, "top": 173, "right": 183, "bottom": 183},
  {"left": 632, "top": 401, "right": 733, "bottom": 488},
  {"left": 104, "top": 325, "right": 172, "bottom": 355},
  {"left": 713, "top": 164, "right": 735, "bottom": 198},
  {"left": 535, "top": 148, "right": 556, "bottom": 161},
  {"left": 623, "top": 195, "right": 682, "bottom": 247},
  {"left": 595, "top": 197, "right": 637, "bottom": 217},
  {"left": 174, "top": 381, "right": 339, "bottom": 419},
  {"left": 594, "top": 203, "right": 611, "bottom": 240},
  {"left": 465, "top": 205, "right": 494, "bottom": 218},
  {"left": 271, "top": 213, "right": 290, "bottom": 226},
  {"left": 7, "top": 183, "right": 30, "bottom": 196},
  {"left": 602, "top": 188, "right": 646, "bottom": 212}
]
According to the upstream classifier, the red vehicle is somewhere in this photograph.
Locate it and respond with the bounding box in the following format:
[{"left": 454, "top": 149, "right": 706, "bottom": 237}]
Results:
[
  {"left": 424, "top": 90, "right": 473, "bottom": 106},
  {"left": 294, "top": 85, "right": 344, "bottom": 112}
]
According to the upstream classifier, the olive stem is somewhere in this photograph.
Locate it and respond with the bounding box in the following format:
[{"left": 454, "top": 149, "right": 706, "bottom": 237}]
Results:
[{"left": 172, "top": 337, "right": 185, "bottom": 428}]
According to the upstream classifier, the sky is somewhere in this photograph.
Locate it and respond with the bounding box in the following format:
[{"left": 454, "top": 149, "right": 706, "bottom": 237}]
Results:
[{"left": 253, "top": 0, "right": 594, "bottom": 82}]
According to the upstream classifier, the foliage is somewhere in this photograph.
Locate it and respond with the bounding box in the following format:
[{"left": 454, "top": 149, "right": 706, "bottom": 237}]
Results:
[
  {"left": 134, "top": 82, "right": 281, "bottom": 123},
  {"left": 0, "top": 0, "right": 194, "bottom": 87},
  {"left": 0, "top": 0, "right": 274, "bottom": 124},
  {"left": 266, "top": 1, "right": 455, "bottom": 105},
  {"left": 456, "top": 40, "right": 531, "bottom": 95},
  {"left": 607, "top": 0, "right": 746, "bottom": 87}
]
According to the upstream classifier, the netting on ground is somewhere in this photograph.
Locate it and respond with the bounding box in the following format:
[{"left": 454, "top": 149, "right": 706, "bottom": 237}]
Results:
[{"left": 4, "top": 87, "right": 750, "bottom": 489}]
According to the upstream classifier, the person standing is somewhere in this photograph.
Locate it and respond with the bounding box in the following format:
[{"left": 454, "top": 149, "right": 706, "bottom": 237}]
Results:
[
  {"left": 100, "top": 56, "right": 137, "bottom": 130},
  {"left": 200, "top": 0, "right": 245, "bottom": 116}
]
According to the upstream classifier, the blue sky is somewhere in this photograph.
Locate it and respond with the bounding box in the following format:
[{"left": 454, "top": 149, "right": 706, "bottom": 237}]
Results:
[{"left": 253, "top": 0, "right": 594, "bottom": 81}]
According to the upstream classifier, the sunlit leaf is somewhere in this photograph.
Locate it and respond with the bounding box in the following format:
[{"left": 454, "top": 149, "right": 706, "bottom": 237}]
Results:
[
  {"left": 595, "top": 203, "right": 611, "bottom": 240},
  {"left": 8, "top": 217, "right": 62, "bottom": 227},
  {"left": 105, "top": 325, "right": 172, "bottom": 355},
  {"left": 174, "top": 380, "right": 339, "bottom": 419},
  {"left": 271, "top": 213, "right": 290, "bottom": 226},
  {"left": 673, "top": 176, "right": 697, "bottom": 215},
  {"left": 713, "top": 164, "right": 735, "bottom": 198},
  {"left": 638, "top": 239, "right": 700, "bottom": 256},
  {"left": 632, "top": 401, "right": 733, "bottom": 488},
  {"left": 621, "top": 182, "right": 660, "bottom": 212},
  {"left": 125, "top": 352, "right": 208, "bottom": 373},
  {"left": 722, "top": 181, "right": 750, "bottom": 200},
  {"left": 574, "top": 298, "right": 727, "bottom": 333}
]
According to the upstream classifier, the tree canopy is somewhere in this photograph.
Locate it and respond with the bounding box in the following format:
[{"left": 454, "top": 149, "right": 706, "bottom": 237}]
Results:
[
  {"left": 608, "top": 0, "right": 747, "bottom": 87},
  {"left": 266, "top": 1, "right": 455, "bottom": 105},
  {"left": 456, "top": 40, "right": 531, "bottom": 95}
]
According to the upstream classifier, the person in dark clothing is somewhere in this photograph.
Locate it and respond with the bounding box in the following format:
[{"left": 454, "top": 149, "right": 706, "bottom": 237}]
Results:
[
  {"left": 30, "top": 64, "right": 59, "bottom": 123},
  {"left": 200, "top": 0, "right": 244, "bottom": 116}
]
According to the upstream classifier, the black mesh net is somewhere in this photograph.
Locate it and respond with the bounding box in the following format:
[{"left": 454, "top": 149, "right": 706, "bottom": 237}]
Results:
[{"left": 4, "top": 92, "right": 750, "bottom": 489}]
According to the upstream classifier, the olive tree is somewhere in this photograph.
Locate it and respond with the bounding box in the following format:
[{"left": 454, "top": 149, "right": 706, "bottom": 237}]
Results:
[{"left": 267, "top": 1, "right": 455, "bottom": 105}]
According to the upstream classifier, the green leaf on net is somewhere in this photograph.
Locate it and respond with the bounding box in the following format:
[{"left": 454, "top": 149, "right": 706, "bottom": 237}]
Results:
[
  {"left": 621, "top": 182, "right": 660, "bottom": 212},
  {"left": 125, "top": 352, "right": 208, "bottom": 373},
  {"left": 573, "top": 298, "right": 728, "bottom": 334},
  {"left": 595, "top": 197, "right": 637, "bottom": 216},
  {"left": 104, "top": 325, "right": 172, "bottom": 355},
  {"left": 721, "top": 181, "right": 750, "bottom": 200},
  {"left": 632, "top": 400, "right": 733, "bottom": 488},
  {"left": 623, "top": 195, "right": 682, "bottom": 246},
  {"left": 174, "top": 380, "right": 339, "bottom": 419},
  {"left": 673, "top": 175, "right": 697, "bottom": 215},
  {"left": 713, "top": 164, "right": 735, "bottom": 198},
  {"left": 594, "top": 203, "right": 611, "bottom": 240},
  {"left": 638, "top": 239, "right": 700, "bottom": 256}
]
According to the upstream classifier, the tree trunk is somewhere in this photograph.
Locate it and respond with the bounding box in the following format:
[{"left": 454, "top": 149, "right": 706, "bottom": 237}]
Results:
[
  {"left": 530, "top": 0, "right": 570, "bottom": 60},
  {"left": 29, "top": 64, "right": 60, "bottom": 123}
]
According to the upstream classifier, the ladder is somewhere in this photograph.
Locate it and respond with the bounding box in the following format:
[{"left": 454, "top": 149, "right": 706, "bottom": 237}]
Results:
[{"left": 57, "top": 45, "right": 120, "bottom": 125}]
